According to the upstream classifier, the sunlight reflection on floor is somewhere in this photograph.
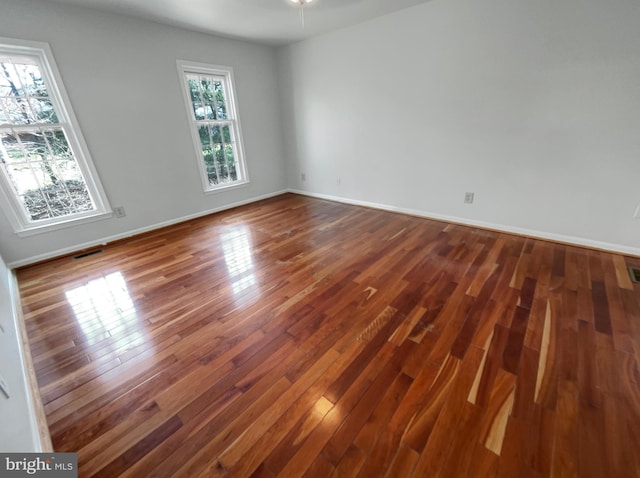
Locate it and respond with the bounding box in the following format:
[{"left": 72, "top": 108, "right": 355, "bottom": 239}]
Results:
[
  {"left": 220, "top": 226, "right": 259, "bottom": 297},
  {"left": 65, "top": 272, "right": 144, "bottom": 349}
]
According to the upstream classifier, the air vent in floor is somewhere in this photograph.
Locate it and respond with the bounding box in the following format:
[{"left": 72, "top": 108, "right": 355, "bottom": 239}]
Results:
[
  {"left": 73, "top": 249, "right": 104, "bottom": 260},
  {"left": 629, "top": 267, "right": 640, "bottom": 284}
]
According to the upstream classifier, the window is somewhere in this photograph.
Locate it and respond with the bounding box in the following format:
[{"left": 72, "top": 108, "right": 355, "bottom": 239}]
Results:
[
  {"left": 177, "top": 61, "right": 248, "bottom": 192},
  {"left": 0, "top": 38, "right": 110, "bottom": 235}
]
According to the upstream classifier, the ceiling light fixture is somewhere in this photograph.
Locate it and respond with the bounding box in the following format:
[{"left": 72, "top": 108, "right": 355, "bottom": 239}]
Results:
[{"left": 290, "top": 0, "right": 313, "bottom": 28}]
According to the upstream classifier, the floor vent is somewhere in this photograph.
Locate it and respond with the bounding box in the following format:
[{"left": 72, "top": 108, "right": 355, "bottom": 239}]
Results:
[
  {"left": 629, "top": 267, "right": 640, "bottom": 284},
  {"left": 73, "top": 249, "right": 104, "bottom": 260}
]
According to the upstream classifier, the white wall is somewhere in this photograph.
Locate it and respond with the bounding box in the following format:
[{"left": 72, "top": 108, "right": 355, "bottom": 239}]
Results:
[
  {"left": 0, "top": 0, "right": 286, "bottom": 266},
  {"left": 278, "top": 0, "right": 640, "bottom": 254},
  {"left": 0, "top": 252, "right": 44, "bottom": 451}
]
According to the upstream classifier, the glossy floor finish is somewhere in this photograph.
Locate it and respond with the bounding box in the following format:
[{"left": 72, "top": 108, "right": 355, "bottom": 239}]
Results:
[{"left": 17, "top": 194, "right": 640, "bottom": 477}]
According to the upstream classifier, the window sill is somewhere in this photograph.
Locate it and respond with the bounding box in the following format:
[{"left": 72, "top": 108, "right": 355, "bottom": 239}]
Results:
[
  {"left": 15, "top": 211, "right": 114, "bottom": 237},
  {"left": 204, "top": 180, "right": 250, "bottom": 196}
]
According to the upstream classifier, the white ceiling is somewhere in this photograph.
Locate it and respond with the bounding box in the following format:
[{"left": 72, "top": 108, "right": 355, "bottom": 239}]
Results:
[{"left": 47, "top": 0, "right": 432, "bottom": 45}]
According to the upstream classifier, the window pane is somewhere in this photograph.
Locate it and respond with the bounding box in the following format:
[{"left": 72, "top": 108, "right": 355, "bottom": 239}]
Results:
[
  {"left": 1, "top": 133, "right": 25, "bottom": 162},
  {"left": 5, "top": 163, "right": 35, "bottom": 195},
  {"left": 225, "top": 144, "right": 237, "bottom": 181},
  {"left": 31, "top": 161, "right": 59, "bottom": 188},
  {"left": 214, "top": 144, "right": 224, "bottom": 163},
  {"left": 26, "top": 65, "right": 47, "bottom": 97},
  {"left": 202, "top": 146, "right": 214, "bottom": 171},
  {"left": 214, "top": 144, "right": 226, "bottom": 181},
  {"left": 0, "top": 77, "right": 14, "bottom": 97},
  {"left": 20, "top": 192, "right": 49, "bottom": 220},
  {"left": 17, "top": 161, "right": 92, "bottom": 220},
  {"left": 20, "top": 132, "right": 50, "bottom": 161},
  {"left": 14, "top": 64, "right": 35, "bottom": 94},
  {"left": 14, "top": 63, "right": 48, "bottom": 97},
  {"left": 5, "top": 138, "right": 94, "bottom": 221},
  {"left": 192, "top": 101, "right": 205, "bottom": 120},
  {"left": 65, "top": 178, "right": 93, "bottom": 213},
  {"left": 1, "top": 97, "right": 34, "bottom": 124},
  {"left": 198, "top": 125, "right": 210, "bottom": 146},
  {"left": 217, "top": 103, "right": 227, "bottom": 120},
  {"left": 0, "top": 60, "right": 51, "bottom": 126},
  {"left": 204, "top": 103, "right": 215, "bottom": 120},
  {"left": 44, "top": 129, "right": 71, "bottom": 157},
  {"left": 187, "top": 78, "right": 200, "bottom": 103},
  {"left": 206, "top": 165, "right": 218, "bottom": 185},
  {"left": 200, "top": 79, "right": 214, "bottom": 102},
  {"left": 29, "top": 98, "right": 58, "bottom": 123},
  {"left": 0, "top": 62, "right": 24, "bottom": 96},
  {"left": 56, "top": 159, "right": 84, "bottom": 183},
  {"left": 224, "top": 144, "right": 234, "bottom": 162},
  {"left": 222, "top": 125, "right": 232, "bottom": 143},
  {"left": 43, "top": 184, "right": 72, "bottom": 217},
  {"left": 75, "top": 192, "right": 94, "bottom": 212},
  {"left": 211, "top": 125, "right": 222, "bottom": 144},
  {"left": 214, "top": 82, "right": 224, "bottom": 103}
]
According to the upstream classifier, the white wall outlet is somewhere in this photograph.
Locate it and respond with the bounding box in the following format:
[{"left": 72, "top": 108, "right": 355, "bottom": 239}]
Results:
[
  {"left": 113, "top": 206, "right": 126, "bottom": 218},
  {"left": 464, "top": 192, "right": 475, "bottom": 204},
  {"left": 0, "top": 373, "right": 10, "bottom": 398},
  {"left": 337, "top": 177, "right": 341, "bottom": 186},
  {"left": 301, "top": 173, "right": 306, "bottom": 182},
  {"left": 634, "top": 204, "right": 640, "bottom": 219}
]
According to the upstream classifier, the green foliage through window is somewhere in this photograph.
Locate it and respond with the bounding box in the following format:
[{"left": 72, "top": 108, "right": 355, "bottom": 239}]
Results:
[{"left": 184, "top": 70, "right": 241, "bottom": 188}]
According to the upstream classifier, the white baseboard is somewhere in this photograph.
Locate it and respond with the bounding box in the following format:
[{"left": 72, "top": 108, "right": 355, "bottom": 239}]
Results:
[
  {"left": 9, "top": 187, "right": 639, "bottom": 268},
  {"left": 288, "top": 189, "right": 640, "bottom": 257},
  {"left": 0, "top": 266, "right": 51, "bottom": 451},
  {"left": 8, "top": 190, "right": 289, "bottom": 268},
  {"left": 7, "top": 270, "right": 52, "bottom": 451}
]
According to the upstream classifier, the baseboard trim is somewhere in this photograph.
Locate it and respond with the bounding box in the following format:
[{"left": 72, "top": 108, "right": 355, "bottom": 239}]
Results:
[
  {"left": 8, "top": 190, "right": 289, "bottom": 268},
  {"left": 8, "top": 270, "right": 53, "bottom": 452},
  {"left": 289, "top": 189, "right": 640, "bottom": 257},
  {"left": 9, "top": 188, "right": 639, "bottom": 268}
]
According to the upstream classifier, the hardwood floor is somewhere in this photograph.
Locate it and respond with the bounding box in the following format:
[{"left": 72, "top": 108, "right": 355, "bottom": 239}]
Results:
[{"left": 17, "top": 193, "right": 640, "bottom": 477}]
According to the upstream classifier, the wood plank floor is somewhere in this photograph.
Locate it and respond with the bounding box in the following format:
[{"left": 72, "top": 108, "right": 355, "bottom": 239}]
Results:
[{"left": 17, "top": 193, "right": 640, "bottom": 477}]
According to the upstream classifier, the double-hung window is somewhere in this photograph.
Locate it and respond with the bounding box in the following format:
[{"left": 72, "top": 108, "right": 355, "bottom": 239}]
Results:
[
  {"left": 177, "top": 61, "right": 248, "bottom": 192},
  {"left": 0, "top": 38, "right": 110, "bottom": 235}
]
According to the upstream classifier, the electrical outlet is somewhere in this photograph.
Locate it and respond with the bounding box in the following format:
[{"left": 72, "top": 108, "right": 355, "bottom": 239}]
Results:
[
  {"left": 0, "top": 373, "right": 9, "bottom": 399},
  {"left": 113, "top": 206, "right": 126, "bottom": 218},
  {"left": 337, "top": 177, "right": 341, "bottom": 186},
  {"left": 464, "top": 192, "right": 475, "bottom": 204},
  {"left": 634, "top": 204, "right": 640, "bottom": 219},
  {"left": 301, "top": 173, "right": 306, "bottom": 182}
]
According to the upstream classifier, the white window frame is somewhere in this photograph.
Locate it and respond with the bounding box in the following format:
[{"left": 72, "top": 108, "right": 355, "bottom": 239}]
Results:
[
  {"left": 177, "top": 60, "right": 249, "bottom": 193},
  {"left": 0, "top": 38, "right": 111, "bottom": 237}
]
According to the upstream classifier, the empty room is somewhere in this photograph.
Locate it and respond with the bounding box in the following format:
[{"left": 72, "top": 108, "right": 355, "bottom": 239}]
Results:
[{"left": 0, "top": 0, "right": 639, "bottom": 476}]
